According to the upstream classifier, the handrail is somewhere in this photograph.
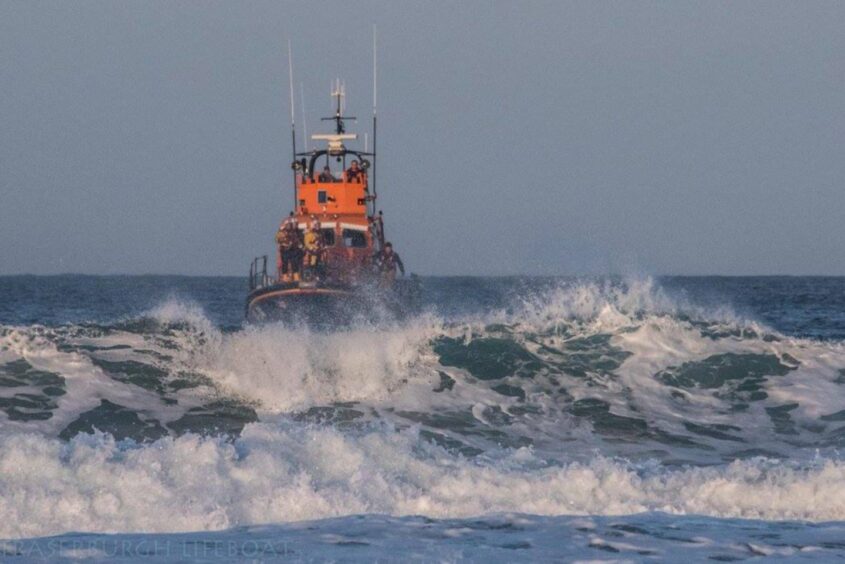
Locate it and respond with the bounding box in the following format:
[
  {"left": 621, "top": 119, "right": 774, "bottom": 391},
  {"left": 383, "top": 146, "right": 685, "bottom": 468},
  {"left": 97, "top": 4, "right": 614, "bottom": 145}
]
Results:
[{"left": 248, "top": 255, "right": 269, "bottom": 291}]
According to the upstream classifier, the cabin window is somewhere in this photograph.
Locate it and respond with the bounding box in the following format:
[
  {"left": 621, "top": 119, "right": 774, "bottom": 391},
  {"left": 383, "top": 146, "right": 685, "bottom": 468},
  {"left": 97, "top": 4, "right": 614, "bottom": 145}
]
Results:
[
  {"left": 321, "top": 228, "right": 336, "bottom": 247},
  {"left": 318, "top": 191, "right": 327, "bottom": 204},
  {"left": 342, "top": 229, "right": 367, "bottom": 248}
]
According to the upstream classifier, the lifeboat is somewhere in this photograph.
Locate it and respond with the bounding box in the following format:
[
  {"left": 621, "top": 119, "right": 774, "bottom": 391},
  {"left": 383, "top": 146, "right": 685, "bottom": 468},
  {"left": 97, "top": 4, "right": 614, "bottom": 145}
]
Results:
[{"left": 246, "top": 80, "right": 420, "bottom": 324}]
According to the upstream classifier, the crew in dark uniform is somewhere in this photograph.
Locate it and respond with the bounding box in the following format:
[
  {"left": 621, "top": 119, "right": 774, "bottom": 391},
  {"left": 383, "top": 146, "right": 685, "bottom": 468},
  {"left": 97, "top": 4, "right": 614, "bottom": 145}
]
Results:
[
  {"left": 276, "top": 218, "right": 302, "bottom": 282},
  {"left": 346, "top": 160, "right": 363, "bottom": 182},
  {"left": 374, "top": 242, "right": 405, "bottom": 288},
  {"left": 318, "top": 166, "right": 335, "bottom": 182}
]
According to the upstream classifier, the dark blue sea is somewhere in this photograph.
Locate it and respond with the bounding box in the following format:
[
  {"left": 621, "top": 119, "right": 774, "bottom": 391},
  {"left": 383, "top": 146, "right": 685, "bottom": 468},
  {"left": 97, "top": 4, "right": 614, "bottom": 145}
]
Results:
[{"left": 1, "top": 275, "right": 844, "bottom": 561}]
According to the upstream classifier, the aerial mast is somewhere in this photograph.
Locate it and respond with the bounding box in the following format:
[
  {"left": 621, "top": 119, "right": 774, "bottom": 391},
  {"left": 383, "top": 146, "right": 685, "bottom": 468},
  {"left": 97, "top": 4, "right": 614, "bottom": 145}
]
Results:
[
  {"left": 300, "top": 82, "right": 308, "bottom": 152},
  {"left": 287, "top": 40, "right": 297, "bottom": 209},
  {"left": 329, "top": 79, "right": 346, "bottom": 134},
  {"left": 372, "top": 25, "right": 378, "bottom": 216}
]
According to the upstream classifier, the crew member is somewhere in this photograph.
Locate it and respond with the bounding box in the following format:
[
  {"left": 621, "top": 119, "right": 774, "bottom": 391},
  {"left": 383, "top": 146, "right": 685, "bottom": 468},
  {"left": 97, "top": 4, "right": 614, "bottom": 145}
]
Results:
[
  {"left": 302, "top": 219, "right": 325, "bottom": 280},
  {"left": 346, "top": 160, "right": 362, "bottom": 182},
  {"left": 275, "top": 217, "right": 301, "bottom": 282},
  {"left": 374, "top": 242, "right": 405, "bottom": 288},
  {"left": 275, "top": 221, "right": 286, "bottom": 278},
  {"left": 318, "top": 166, "right": 335, "bottom": 182}
]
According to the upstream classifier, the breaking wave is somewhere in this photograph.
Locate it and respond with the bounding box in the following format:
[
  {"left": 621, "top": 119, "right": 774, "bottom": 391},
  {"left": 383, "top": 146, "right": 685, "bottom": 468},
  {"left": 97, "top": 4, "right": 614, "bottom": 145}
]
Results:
[
  {"left": 2, "top": 425, "right": 845, "bottom": 540},
  {"left": 1, "top": 277, "right": 845, "bottom": 539}
]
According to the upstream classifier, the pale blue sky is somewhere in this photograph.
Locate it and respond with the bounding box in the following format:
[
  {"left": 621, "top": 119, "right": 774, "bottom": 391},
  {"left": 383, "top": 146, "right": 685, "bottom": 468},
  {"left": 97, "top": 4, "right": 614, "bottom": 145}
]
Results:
[{"left": 1, "top": 1, "right": 843, "bottom": 275}]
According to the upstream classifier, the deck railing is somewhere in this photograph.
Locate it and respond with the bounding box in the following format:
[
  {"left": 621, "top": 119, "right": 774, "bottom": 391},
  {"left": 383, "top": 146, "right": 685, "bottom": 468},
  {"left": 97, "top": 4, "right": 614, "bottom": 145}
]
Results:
[{"left": 248, "top": 255, "right": 271, "bottom": 291}]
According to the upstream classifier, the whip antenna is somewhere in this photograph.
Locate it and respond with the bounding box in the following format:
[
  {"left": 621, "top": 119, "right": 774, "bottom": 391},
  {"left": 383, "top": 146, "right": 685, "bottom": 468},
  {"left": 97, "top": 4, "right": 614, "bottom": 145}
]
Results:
[
  {"left": 373, "top": 25, "right": 377, "bottom": 117},
  {"left": 287, "top": 40, "right": 296, "bottom": 128},
  {"left": 372, "top": 24, "right": 378, "bottom": 208},
  {"left": 287, "top": 40, "right": 298, "bottom": 207},
  {"left": 300, "top": 82, "right": 308, "bottom": 152}
]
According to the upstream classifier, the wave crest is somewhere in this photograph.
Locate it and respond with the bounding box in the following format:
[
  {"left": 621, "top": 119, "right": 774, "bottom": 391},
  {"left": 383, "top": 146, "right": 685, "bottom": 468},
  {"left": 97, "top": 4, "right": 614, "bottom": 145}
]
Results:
[{"left": 1, "top": 424, "right": 844, "bottom": 539}]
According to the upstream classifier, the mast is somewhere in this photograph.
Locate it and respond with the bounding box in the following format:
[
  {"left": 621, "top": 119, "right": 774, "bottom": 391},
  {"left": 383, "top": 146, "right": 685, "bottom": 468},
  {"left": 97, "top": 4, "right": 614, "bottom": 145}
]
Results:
[{"left": 325, "top": 79, "right": 352, "bottom": 135}]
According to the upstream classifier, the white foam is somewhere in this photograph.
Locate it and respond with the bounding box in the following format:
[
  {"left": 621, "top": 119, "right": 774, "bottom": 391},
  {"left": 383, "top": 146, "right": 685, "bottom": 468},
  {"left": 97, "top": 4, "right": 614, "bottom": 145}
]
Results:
[
  {"left": 144, "top": 298, "right": 217, "bottom": 335},
  {"left": 513, "top": 277, "right": 688, "bottom": 333},
  {"left": 613, "top": 313, "right": 845, "bottom": 439},
  {"left": 193, "top": 316, "right": 444, "bottom": 412},
  {"left": 440, "top": 278, "right": 845, "bottom": 457},
  {"left": 0, "top": 328, "right": 187, "bottom": 436},
  {"left": 1, "top": 423, "right": 845, "bottom": 539}
]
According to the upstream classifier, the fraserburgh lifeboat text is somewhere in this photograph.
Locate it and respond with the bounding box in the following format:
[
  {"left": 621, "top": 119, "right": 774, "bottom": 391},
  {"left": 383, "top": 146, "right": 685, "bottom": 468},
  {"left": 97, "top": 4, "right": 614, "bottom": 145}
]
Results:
[{"left": 246, "top": 81, "right": 420, "bottom": 324}]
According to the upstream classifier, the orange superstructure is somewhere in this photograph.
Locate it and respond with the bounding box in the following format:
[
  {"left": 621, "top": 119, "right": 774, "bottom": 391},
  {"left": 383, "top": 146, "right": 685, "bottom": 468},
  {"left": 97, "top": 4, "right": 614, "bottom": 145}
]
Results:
[
  {"left": 297, "top": 173, "right": 368, "bottom": 217},
  {"left": 291, "top": 168, "right": 379, "bottom": 285}
]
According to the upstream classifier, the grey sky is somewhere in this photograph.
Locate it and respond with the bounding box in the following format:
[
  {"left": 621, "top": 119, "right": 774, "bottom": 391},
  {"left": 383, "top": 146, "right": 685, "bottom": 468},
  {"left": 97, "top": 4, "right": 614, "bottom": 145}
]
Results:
[{"left": 1, "top": 1, "right": 843, "bottom": 275}]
